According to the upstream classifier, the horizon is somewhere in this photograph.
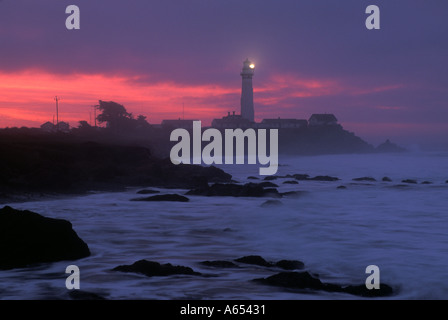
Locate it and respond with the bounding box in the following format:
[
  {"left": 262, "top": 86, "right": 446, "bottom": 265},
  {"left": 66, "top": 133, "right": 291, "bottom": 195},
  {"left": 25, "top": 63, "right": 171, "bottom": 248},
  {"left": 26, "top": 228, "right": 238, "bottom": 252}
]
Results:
[{"left": 1, "top": 1, "right": 447, "bottom": 150}]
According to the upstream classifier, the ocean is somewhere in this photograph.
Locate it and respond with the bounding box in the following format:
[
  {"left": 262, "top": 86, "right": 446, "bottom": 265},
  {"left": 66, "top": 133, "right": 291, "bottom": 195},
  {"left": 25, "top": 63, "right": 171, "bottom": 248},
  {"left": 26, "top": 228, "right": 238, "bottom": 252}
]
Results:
[{"left": 1, "top": 152, "right": 448, "bottom": 300}]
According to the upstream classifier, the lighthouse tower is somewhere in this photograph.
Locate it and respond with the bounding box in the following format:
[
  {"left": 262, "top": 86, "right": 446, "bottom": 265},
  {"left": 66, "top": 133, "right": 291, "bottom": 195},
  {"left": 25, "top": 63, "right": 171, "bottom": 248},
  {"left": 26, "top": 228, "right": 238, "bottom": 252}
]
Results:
[{"left": 240, "top": 58, "right": 255, "bottom": 122}]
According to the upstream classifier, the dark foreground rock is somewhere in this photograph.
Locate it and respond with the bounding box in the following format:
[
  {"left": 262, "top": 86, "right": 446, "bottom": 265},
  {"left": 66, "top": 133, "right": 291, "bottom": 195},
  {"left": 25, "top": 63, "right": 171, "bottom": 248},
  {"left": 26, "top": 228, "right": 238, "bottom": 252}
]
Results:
[
  {"left": 136, "top": 189, "right": 160, "bottom": 195},
  {"left": 382, "top": 177, "right": 392, "bottom": 182},
  {"left": 113, "top": 259, "right": 201, "bottom": 277},
  {"left": 0, "top": 206, "right": 90, "bottom": 270},
  {"left": 186, "top": 183, "right": 281, "bottom": 198},
  {"left": 402, "top": 179, "right": 418, "bottom": 184},
  {"left": 131, "top": 194, "right": 189, "bottom": 202},
  {"left": 200, "top": 260, "right": 239, "bottom": 268},
  {"left": 253, "top": 271, "right": 394, "bottom": 297},
  {"left": 353, "top": 177, "right": 376, "bottom": 182},
  {"left": 234, "top": 255, "right": 305, "bottom": 270},
  {"left": 308, "top": 175, "right": 340, "bottom": 182}
]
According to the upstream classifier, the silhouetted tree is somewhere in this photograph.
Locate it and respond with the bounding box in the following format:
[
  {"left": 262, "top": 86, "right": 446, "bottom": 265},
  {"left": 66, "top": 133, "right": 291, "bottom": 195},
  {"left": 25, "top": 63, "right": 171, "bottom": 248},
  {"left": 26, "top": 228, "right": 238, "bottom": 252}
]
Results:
[
  {"left": 78, "top": 120, "right": 92, "bottom": 130},
  {"left": 96, "top": 101, "right": 150, "bottom": 134}
]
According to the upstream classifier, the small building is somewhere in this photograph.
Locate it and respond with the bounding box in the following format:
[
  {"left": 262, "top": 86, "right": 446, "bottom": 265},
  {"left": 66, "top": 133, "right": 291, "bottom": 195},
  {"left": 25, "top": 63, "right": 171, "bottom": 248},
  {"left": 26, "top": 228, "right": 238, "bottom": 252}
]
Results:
[
  {"left": 40, "top": 121, "right": 70, "bottom": 133},
  {"left": 57, "top": 121, "right": 70, "bottom": 133},
  {"left": 211, "top": 111, "right": 253, "bottom": 129},
  {"left": 161, "top": 119, "right": 199, "bottom": 131},
  {"left": 308, "top": 114, "right": 338, "bottom": 126},
  {"left": 40, "top": 121, "right": 55, "bottom": 132},
  {"left": 260, "top": 118, "right": 308, "bottom": 129}
]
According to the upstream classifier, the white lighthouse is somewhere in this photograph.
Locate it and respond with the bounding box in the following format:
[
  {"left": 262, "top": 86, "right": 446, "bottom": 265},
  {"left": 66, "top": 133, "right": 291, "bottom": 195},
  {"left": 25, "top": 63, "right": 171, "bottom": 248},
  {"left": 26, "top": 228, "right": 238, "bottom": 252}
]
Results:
[{"left": 240, "top": 58, "right": 255, "bottom": 122}]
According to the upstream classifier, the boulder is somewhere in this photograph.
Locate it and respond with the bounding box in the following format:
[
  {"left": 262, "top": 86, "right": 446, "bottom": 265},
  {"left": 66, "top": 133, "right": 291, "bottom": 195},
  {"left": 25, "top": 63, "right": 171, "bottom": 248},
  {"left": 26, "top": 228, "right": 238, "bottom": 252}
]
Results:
[
  {"left": 353, "top": 177, "right": 376, "bottom": 182},
  {"left": 337, "top": 185, "right": 347, "bottom": 189},
  {"left": 234, "top": 255, "right": 305, "bottom": 270},
  {"left": 253, "top": 271, "right": 394, "bottom": 297},
  {"left": 186, "top": 183, "right": 281, "bottom": 198},
  {"left": 0, "top": 206, "right": 90, "bottom": 270},
  {"left": 292, "top": 174, "right": 310, "bottom": 181},
  {"left": 283, "top": 180, "right": 299, "bottom": 185},
  {"left": 234, "top": 255, "right": 272, "bottom": 267},
  {"left": 200, "top": 260, "right": 239, "bottom": 268},
  {"left": 376, "top": 139, "right": 406, "bottom": 153},
  {"left": 136, "top": 189, "right": 160, "bottom": 195},
  {"left": 402, "top": 179, "right": 417, "bottom": 184},
  {"left": 275, "top": 260, "right": 305, "bottom": 270},
  {"left": 308, "top": 175, "right": 340, "bottom": 182},
  {"left": 131, "top": 194, "right": 189, "bottom": 202},
  {"left": 382, "top": 177, "right": 392, "bottom": 182},
  {"left": 113, "top": 259, "right": 201, "bottom": 277}
]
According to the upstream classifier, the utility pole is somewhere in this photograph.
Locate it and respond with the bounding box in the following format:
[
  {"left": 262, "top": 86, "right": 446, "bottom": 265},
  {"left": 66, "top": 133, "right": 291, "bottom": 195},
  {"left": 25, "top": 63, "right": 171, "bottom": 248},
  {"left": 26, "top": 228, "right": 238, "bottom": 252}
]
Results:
[
  {"left": 92, "top": 105, "right": 98, "bottom": 128},
  {"left": 54, "top": 96, "right": 61, "bottom": 131}
]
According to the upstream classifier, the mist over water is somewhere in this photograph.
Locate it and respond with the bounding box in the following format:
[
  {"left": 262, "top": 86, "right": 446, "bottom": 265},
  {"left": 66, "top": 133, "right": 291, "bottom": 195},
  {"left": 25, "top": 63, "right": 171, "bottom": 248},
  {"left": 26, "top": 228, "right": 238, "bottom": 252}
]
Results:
[{"left": 1, "top": 152, "right": 448, "bottom": 300}]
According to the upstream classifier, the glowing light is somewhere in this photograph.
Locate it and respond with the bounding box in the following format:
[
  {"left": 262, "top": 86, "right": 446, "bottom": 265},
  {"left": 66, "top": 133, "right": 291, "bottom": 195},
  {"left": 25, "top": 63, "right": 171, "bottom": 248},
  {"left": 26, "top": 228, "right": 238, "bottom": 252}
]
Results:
[{"left": 249, "top": 64, "right": 255, "bottom": 69}]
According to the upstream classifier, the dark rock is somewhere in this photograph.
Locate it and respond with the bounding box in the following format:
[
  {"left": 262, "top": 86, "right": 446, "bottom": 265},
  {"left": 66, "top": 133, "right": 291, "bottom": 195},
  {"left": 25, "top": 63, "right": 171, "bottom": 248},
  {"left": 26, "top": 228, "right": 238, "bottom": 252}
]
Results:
[
  {"left": 337, "top": 185, "right": 347, "bottom": 189},
  {"left": 292, "top": 174, "right": 310, "bottom": 181},
  {"left": 261, "top": 200, "right": 283, "bottom": 208},
  {"left": 402, "top": 179, "right": 417, "bottom": 184},
  {"left": 446, "top": 180, "right": 448, "bottom": 184},
  {"left": 136, "top": 189, "right": 160, "bottom": 195},
  {"left": 382, "top": 177, "right": 392, "bottom": 182},
  {"left": 308, "top": 175, "right": 340, "bottom": 182},
  {"left": 186, "top": 183, "right": 281, "bottom": 198},
  {"left": 254, "top": 271, "right": 323, "bottom": 290},
  {"left": 131, "top": 194, "right": 189, "bottom": 202},
  {"left": 342, "top": 283, "right": 394, "bottom": 297},
  {"left": 112, "top": 259, "right": 201, "bottom": 277},
  {"left": 421, "top": 181, "right": 432, "bottom": 185},
  {"left": 257, "top": 182, "right": 279, "bottom": 188},
  {"left": 234, "top": 255, "right": 272, "bottom": 267},
  {"left": 263, "top": 176, "right": 278, "bottom": 181},
  {"left": 253, "top": 271, "right": 394, "bottom": 297},
  {"left": 0, "top": 206, "right": 90, "bottom": 270},
  {"left": 283, "top": 180, "right": 299, "bottom": 185},
  {"left": 275, "top": 260, "right": 305, "bottom": 270},
  {"left": 200, "top": 260, "right": 239, "bottom": 268},
  {"left": 247, "top": 176, "right": 259, "bottom": 180},
  {"left": 353, "top": 177, "right": 376, "bottom": 182},
  {"left": 376, "top": 139, "right": 406, "bottom": 153}
]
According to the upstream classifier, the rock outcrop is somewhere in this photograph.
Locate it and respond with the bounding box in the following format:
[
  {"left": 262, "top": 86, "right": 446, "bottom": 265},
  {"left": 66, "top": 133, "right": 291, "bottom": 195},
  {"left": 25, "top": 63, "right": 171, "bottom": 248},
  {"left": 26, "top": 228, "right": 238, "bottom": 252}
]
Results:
[
  {"left": 112, "top": 260, "right": 201, "bottom": 277},
  {"left": 0, "top": 206, "right": 90, "bottom": 270}
]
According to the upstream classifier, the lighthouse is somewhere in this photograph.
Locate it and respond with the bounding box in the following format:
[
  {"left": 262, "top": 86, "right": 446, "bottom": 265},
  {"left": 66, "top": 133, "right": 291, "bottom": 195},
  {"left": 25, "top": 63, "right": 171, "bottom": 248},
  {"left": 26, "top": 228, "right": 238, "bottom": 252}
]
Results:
[{"left": 240, "top": 58, "right": 255, "bottom": 122}]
